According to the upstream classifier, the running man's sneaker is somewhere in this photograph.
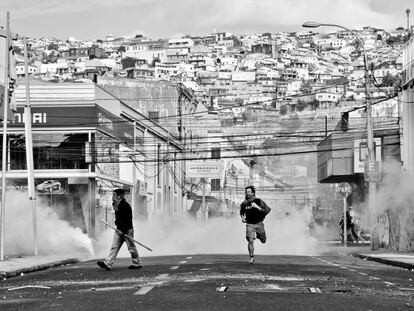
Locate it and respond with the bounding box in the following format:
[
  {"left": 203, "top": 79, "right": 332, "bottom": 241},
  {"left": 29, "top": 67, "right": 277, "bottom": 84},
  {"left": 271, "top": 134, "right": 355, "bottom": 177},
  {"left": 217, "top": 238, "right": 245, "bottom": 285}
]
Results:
[
  {"left": 249, "top": 257, "right": 255, "bottom": 264},
  {"left": 97, "top": 261, "right": 111, "bottom": 271},
  {"left": 128, "top": 264, "right": 143, "bottom": 270}
]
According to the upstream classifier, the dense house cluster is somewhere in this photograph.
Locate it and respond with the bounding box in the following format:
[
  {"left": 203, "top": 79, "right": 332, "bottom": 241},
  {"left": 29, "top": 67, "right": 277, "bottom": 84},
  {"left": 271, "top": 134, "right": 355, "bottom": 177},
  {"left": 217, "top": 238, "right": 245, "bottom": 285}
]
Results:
[{"left": 14, "top": 27, "right": 407, "bottom": 116}]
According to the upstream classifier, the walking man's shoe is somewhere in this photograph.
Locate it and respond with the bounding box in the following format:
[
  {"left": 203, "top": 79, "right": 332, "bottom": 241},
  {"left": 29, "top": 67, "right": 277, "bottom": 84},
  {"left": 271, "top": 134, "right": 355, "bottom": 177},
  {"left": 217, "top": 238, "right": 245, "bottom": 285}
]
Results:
[
  {"left": 249, "top": 257, "right": 255, "bottom": 264},
  {"left": 128, "top": 264, "right": 143, "bottom": 270},
  {"left": 97, "top": 261, "right": 111, "bottom": 271}
]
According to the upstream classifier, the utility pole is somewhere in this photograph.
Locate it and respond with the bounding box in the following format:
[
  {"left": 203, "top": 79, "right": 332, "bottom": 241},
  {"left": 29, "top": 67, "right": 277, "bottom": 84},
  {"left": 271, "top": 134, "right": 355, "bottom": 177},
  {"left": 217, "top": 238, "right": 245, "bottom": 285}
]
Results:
[
  {"left": 406, "top": 9, "right": 411, "bottom": 33},
  {"left": 177, "top": 84, "right": 183, "bottom": 141},
  {"left": 303, "top": 22, "right": 379, "bottom": 250},
  {"left": 0, "top": 12, "right": 10, "bottom": 261},
  {"left": 23, "top": 36, "right": 38, "bottom": 255}
]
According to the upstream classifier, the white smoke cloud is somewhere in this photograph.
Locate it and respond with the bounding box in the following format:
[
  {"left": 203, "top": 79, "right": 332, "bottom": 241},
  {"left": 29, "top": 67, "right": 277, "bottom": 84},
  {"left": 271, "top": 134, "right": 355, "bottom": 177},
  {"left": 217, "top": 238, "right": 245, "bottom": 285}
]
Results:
[
  {"left": 4, "top": 190, "right": 94, "bottom": 258},
  {"left": 94, "top": 206, "right": 322, "bottom": 261}
]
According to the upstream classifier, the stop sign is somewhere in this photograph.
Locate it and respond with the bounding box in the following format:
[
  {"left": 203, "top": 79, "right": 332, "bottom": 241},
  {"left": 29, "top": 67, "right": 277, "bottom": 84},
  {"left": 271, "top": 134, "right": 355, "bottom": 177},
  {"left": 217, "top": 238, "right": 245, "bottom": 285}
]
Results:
[{"left": 338, "top": 182, "right": 352, "bottom": 197}]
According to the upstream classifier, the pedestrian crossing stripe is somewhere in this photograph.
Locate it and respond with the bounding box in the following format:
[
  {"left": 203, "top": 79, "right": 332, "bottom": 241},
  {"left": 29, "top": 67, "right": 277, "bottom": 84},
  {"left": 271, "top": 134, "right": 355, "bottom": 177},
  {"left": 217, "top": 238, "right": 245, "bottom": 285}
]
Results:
[
  {"left": 134, "top": 286, "right": 154, "bottom": 295},
  {"left": 217, "top": 286, "right": 228, "bottom": 292},
  {"left": 308, "top": 287, "right": 321, "bottom": 293}
]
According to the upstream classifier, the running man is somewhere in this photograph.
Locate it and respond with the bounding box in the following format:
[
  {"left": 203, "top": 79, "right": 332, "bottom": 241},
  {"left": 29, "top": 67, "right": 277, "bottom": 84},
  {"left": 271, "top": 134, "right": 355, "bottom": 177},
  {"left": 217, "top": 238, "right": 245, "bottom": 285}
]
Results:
[{"left": 240, "top": 186, "right": 271, "bottom": 264}]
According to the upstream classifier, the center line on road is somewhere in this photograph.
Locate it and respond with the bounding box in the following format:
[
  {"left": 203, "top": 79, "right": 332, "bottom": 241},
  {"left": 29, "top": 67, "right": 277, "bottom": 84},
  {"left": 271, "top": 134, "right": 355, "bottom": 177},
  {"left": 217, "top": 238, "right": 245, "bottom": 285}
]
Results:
[
  {"left": 170, "top": 266, "right": 180, "bottom": 270},
  {"left": 178, "top": 261, "right": 187, "bottom": 264},
  {"left": 134, "top": 286, "right": 154, "bottom": 295}
]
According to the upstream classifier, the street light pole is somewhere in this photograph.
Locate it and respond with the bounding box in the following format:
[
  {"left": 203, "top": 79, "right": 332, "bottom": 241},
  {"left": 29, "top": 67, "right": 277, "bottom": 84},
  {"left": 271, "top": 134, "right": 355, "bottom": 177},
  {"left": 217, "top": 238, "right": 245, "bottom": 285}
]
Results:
[{"left": 302, "top": 22, "right": 378, "bottom": 250}]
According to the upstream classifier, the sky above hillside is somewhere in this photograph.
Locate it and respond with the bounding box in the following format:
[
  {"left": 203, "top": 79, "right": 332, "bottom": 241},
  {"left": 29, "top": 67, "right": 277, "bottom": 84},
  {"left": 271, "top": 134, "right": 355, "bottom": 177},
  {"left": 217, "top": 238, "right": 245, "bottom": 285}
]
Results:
[{"left": 0, "top": 0, "right": 412, "bottom": 40}]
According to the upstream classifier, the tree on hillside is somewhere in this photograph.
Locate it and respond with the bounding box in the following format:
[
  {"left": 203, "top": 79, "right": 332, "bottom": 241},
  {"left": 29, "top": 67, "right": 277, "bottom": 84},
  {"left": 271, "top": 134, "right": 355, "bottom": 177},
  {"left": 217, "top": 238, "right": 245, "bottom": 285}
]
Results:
[
  {"left": 299, "top": 79, "right": 312, "bottom": 94},
  {"left": 296, "top": 99, "right": 307, "bottom": 112},
  {"left": 121, "top": 57, "right": 138, "bottom": 69},
  {"left": 279, "top": 105, "right": 288, "bottom": 115},
  {"left": 380, "top": 73, "right": 402, "bottom": 88},
  {"left": 47, "top": 43, "right": 59, "bottom": 51},
  {"left": 42, "top": 50, "right": 59, "bottom": 63}
]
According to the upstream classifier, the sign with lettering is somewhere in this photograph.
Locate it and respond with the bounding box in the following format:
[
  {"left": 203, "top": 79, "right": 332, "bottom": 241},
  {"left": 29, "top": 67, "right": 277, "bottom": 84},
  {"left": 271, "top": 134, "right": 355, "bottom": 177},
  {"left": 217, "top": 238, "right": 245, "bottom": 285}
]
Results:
[
  {"left": 337, "top": 182, "right": 352, "bottom": 198},
  {"left": 353, "top": 138, "right": 381, "bottom": 173},
  {"left": 364, "top": 161, "right": 381, "bottom": 182},
  {"left": 7, "top": 106, "right": 134, "bottom": 146},
  {"left": 186, "top": 161, "right": 222, "bottom": 178}
]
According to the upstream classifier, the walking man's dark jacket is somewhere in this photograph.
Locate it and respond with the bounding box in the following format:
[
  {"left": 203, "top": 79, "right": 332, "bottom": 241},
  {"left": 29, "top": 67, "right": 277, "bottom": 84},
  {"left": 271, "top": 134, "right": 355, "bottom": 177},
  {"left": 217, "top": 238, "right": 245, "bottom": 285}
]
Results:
[{"left": 115, "top": 199, "right": 133, "bottom": 234}]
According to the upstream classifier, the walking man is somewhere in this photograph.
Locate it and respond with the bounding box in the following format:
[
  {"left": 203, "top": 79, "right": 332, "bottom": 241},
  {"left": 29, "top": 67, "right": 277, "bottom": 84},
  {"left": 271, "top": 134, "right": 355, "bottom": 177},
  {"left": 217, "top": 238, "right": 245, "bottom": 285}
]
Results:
[
  {"left": 97, "top": 188, "right": 142, "bottom": 270},
  {"left": 240, "top": 186, "right": 271, "bottom": 264}
]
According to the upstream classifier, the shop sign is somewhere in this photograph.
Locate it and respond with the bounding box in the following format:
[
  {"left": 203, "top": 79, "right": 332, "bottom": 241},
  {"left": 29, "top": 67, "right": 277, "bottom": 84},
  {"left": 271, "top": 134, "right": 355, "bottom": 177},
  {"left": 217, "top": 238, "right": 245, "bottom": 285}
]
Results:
[{"left": 186, "top": 161, "right": 222, "bottom": 178}]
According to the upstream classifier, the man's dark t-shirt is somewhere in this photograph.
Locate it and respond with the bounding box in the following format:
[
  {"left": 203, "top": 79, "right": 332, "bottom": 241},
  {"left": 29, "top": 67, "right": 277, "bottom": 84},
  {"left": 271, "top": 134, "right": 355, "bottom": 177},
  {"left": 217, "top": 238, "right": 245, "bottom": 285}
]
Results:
[
  {"left": 240, "top": 198, "right": 266, "bottom": 224},
  {"left": 115, "top": 199, "right": 133, "bottom": 234}
]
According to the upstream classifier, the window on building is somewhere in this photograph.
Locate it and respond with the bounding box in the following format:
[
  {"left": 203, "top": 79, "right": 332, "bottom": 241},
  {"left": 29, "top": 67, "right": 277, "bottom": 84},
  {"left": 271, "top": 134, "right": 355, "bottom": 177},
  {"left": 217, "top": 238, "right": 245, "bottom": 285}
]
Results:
[
  {"left": 148, "top": 111, "right": 159, "bottom": 123},
  {"left": 211, "top": 179, "right": 220, "bottom": 191},
  {"left": 211, "top": 147, "right": 220, "bottom": 159},
  {"left": 3, "top": 132, "right": 89, "bottom": 170}
]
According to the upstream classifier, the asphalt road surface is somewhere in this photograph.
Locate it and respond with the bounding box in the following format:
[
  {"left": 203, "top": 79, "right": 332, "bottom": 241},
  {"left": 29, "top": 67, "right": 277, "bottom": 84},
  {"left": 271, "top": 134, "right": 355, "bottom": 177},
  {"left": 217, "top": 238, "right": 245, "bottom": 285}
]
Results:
[{"left": 1, "top": 253, "right": 414, "bottom": 310}]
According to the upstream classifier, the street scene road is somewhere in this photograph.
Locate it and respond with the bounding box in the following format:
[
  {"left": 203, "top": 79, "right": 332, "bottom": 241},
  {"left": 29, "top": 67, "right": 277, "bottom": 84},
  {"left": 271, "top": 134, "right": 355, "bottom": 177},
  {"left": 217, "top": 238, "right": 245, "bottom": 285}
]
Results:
[
  {"left": 1, "top": 1, "right": 414, "bottom": 310},
  {"left": 1, "top": 252, "right": 414, "bottom": 311}
]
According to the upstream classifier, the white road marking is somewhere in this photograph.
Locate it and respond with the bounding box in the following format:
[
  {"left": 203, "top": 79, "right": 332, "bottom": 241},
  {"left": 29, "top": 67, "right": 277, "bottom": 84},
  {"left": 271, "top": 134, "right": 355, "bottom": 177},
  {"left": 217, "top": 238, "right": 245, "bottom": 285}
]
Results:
[
  {"left": 308, "top": 287, "right": 321, "bottom": 293},
  {"left": 184, "top": 278, "right": 206, "bottom": 282},
  {"left": 8, "top": 285, "right": 51, "bottom": 291},
  {"left": 134, "top": 286, "right": 154, "bottom": 295},
  {"left": 383, "top": 281, "right": 396, "bottom": 286},
  {"left": 170, "top": 266, "right": 179, "bottom": 270},
  {"left": 399, "top": 287, "right": 414, "bottom": 291},
  {"left": 216, "top": 286, "right": 228, "bottom": 292},
  {"left": 358, "top": 272, "right": 368, "bottom": 276},
  {"left": 81, "top": 286, "right": 136, "bottom": 292},
  {"left": 370, "top": 276, "right": 380, "bottom": 280},
  {"left": 186, "top": 256, "right": 192, "bottom": 259},
  {"left": 178, "top": 261, "right": 187, "bottom": 264}
]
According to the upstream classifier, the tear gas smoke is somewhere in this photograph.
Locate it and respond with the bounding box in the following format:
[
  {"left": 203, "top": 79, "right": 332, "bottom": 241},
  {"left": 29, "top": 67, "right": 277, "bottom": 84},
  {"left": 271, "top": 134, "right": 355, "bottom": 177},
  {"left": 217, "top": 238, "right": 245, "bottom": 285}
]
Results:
[
  {"left": 4, "top": 191, "right": 94, "bottom": 258},
  {"left": 363, "top": 160, "right": 414, "bottom": 250},
  {"left": 94, "top": 205, "right": 323, "bottom": 259}
]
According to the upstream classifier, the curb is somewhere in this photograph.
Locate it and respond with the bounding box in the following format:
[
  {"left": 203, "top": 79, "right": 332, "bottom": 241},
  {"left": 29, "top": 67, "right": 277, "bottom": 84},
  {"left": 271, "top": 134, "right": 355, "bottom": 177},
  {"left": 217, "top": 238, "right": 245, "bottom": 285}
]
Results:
[
  {"left": 0, "top": 258, "right": 79, "bottom": 279},
  {"left": 353, "top": 254, "right": 414, "bottom": 270}
]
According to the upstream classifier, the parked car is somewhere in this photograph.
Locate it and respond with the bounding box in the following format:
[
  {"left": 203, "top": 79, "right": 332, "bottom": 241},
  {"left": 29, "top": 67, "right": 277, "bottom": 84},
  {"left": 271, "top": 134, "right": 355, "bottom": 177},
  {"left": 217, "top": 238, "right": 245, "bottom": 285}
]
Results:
[{"left": 36, "top": 180, "right": 62, "bottom": 193}]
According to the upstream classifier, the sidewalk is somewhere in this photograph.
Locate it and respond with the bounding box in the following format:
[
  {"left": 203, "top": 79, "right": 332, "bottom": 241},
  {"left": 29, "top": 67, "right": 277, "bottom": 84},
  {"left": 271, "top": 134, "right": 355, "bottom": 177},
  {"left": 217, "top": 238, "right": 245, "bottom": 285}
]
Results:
[
  {"left": 331, "top": 243, "right": 414, "bottom": 270},
  {"left": 0, "top": 255, "right": 79, "bottom": 279},
  {"left": 353, "top": 250, "right": 414, "bottom": 270}
]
